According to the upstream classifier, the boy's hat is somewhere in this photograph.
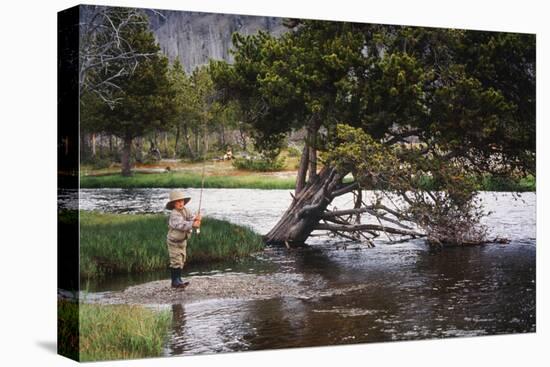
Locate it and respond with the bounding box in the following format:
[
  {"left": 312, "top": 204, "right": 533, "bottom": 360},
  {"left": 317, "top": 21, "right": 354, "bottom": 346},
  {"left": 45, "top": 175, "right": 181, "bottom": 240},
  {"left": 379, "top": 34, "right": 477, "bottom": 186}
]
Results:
[{"left": 166, "top": 190, "right": 191, "bottom": 209}]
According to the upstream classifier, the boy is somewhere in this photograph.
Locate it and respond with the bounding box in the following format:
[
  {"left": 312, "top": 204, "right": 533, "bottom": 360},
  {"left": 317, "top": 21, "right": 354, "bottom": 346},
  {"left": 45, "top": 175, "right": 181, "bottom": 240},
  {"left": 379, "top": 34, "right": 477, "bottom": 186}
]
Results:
[{"left": 165, "top": 190, "right": 201, "bottom": 289}]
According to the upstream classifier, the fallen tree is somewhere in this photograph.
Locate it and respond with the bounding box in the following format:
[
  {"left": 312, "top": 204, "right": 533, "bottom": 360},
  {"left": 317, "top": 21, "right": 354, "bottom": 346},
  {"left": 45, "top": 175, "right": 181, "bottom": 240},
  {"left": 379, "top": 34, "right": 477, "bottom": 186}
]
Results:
[
  {"left": 265, "top": 124, "right": 492, "bottom": 247},
  {"left": 211, "top": 20, "right": 535, "bottom": 247}
]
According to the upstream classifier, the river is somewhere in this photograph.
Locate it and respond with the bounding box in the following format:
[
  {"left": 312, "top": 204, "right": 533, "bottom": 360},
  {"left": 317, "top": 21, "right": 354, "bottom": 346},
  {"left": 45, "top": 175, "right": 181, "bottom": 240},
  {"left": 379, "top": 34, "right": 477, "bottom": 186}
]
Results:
[{"left": 68, "top": 188, "right": 536, "bottom": 355}]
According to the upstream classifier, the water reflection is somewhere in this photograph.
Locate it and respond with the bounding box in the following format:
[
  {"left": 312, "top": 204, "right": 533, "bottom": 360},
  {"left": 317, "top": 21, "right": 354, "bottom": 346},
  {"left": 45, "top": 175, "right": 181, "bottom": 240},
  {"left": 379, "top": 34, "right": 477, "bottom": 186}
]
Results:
[
  {"left": 169, "top": 304, "right": 187, "bottom": 356},
  {"left": 167, "top": 299, "right": 254, "bottom": 355},
  {"left": 73, "top": 188, "right": 535, "bottom": 354},
  {"left": 163, "top": 240, "right": 534, "bottom": 355}
]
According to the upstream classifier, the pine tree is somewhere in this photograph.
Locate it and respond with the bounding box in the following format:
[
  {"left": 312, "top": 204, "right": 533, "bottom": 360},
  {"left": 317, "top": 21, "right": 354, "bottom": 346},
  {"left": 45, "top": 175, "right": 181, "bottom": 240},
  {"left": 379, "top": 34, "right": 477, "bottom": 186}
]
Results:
[{"left": 212, "top": 20, "right": 535, "bottom": 246}]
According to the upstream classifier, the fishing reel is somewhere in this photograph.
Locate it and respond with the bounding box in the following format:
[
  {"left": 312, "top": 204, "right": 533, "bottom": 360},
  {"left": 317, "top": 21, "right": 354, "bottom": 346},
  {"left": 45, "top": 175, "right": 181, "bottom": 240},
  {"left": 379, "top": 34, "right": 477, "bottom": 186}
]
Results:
[{"left": 194, "top": 211, "right": 202, "bottom": 235}]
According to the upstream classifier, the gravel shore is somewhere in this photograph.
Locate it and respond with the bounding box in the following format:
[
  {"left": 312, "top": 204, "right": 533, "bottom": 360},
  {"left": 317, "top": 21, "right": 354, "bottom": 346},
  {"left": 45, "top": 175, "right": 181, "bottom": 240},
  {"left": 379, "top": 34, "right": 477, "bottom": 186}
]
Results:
[{"left": 88, "top": 272, "right": 371, "bottom": 306}]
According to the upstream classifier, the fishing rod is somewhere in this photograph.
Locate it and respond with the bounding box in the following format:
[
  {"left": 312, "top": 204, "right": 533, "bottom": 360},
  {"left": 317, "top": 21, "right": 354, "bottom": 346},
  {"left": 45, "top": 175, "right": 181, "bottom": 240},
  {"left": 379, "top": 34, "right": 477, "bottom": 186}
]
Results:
[
  {"left": 195, "top": 90, "right": 222, "bottom": 235},
  {"left": 196, "top": 144, "right": 206, "bottom": 234},
  {"left": 195, "top": 103, "right": 208, "bottom": 235}
]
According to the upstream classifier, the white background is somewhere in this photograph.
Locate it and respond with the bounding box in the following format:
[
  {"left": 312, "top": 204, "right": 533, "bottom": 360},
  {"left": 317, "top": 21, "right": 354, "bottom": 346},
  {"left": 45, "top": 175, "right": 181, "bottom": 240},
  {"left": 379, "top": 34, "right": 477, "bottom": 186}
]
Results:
[{"left": 0, "top": 0, "right": 547, "bottom": 365}]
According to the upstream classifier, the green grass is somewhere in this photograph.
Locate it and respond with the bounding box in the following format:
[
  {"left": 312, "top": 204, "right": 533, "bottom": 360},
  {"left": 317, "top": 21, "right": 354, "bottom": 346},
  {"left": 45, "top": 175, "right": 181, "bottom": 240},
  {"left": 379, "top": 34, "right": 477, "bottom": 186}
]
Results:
[
  {"left": 80, "top": 170, "right": 534, "bottom": 192},
  {"left": 80, "top": 211, "right": 264, "bottom": 279},
  {"left": 479, "top": 174, "right": 535, "bottom": 192},
  {"left": 58, "top": 299, "right": 79, "bottom": 361},
  {"left": 415, "top": 174, "right": 535, "bottom": 192},
  {"left": 80, "top": 171, "right": 296, "bottom": 189},
  {"left": 78, "top": 302, "right": 171, "bottom": 362}
]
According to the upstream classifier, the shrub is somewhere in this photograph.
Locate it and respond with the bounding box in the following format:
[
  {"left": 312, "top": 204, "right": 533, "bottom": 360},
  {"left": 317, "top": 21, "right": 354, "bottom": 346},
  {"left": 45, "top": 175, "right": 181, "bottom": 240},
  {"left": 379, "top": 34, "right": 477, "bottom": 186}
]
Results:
[
  {"left": 232, "top": 156, "right": 286, "bottom": 171},
  {"left": 87, "top": 157, "right": 112, "bottom": 170},
  {"left": 287, "top": 145, "right": 302, "bottom": 157}
]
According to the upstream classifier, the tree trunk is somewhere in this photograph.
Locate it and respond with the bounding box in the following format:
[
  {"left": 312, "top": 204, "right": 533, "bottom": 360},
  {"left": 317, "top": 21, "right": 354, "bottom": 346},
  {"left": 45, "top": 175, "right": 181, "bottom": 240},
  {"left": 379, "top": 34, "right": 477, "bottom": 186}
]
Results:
[
  {"left": 238, "top": 124, "right": 247, "bottom": 151},
  {"left": 80, "top": 133, "right": 90, "bottom": 161},
  {"left": 98, "top": 134, "right": 104, "bottom": 157},
  {"left": 121, "top": 135, "right": 133, "bottom": 176},
  {"left": 308, "top": 117, "right": 321, "bottom": 182},
  {"left": 152, "top": 131, "right": 158, "bottom": 149},
  {"left": 174, "top": 126, "right": 180, "bottom": 158},
  {"left": 295, "top": 142, "right": 309, "bottom": 195},
  {"left": 265, "top": 166, "right": 345, "bottom": 246},
  {"left": 219, "top": 125, "right": 226, "bottom": 149},
  {"left": 194, "top": 128, "right": 200, "bottom": 156},
  {"left": 163, "top": 132, "right": 169, "bottom": 157},
  {"left": 308, "top": 141, "right": 317, "bottom": 182},
  {"left": 91, "top": 133, "right": 97, "bottom": 157},
  {"left": 183, "top": 125, "right": 196, "bottom": 159},
  {"left": 135, "top": 137, "right": 143, "bottom": 163}
]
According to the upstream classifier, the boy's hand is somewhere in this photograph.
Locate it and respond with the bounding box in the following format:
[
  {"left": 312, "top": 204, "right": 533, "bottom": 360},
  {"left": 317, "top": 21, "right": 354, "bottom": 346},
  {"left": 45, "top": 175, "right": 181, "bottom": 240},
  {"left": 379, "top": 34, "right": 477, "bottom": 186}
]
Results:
[{"left": 192, "top": 214, "right": 202, "bottom": 228}]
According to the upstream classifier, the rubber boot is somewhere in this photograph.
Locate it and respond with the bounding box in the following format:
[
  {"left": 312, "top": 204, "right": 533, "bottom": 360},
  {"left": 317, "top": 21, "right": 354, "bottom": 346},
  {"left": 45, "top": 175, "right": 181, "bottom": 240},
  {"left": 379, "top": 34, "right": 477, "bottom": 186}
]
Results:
[
  {"left": 176, "top": 268, "right": 190, "bottom": 288},
  {"left": 170, "top": 268, "right": 184, "bottom": 288}
]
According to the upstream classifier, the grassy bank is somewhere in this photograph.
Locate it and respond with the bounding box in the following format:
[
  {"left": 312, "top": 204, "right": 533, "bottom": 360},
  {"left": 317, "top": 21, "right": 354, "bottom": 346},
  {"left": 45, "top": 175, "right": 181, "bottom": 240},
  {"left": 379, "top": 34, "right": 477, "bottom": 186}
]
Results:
[
  {"left": 414, "top": 174, "right": 535, "bottom": 192},
  {"left": 58, "top": 299, "right": 171, "bottom": 362},
  {"left": 80, "top": 211, "right": 264, "bottom": 279},
  {"left": 58, "top": 299, "right": 79, "bottom": 361},
  {"left": 479, "top": 174, "right": 535, "bottom": 192},
  {"left": 80, "top": 170, "right": 534, "bottom": 192},
  {"left": 79, "top": 303, "right": 171, "bottom": 362},
  {"left": 80, "top": 171, "right": 296, "bottom": 189}
]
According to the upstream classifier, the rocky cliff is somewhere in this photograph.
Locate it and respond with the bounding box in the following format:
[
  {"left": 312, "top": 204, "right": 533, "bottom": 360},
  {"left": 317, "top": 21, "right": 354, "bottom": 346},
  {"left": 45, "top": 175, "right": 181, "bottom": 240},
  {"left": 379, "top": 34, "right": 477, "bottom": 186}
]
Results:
[{"left": 147, "top": 10, "right": 287, "bottom": 73}]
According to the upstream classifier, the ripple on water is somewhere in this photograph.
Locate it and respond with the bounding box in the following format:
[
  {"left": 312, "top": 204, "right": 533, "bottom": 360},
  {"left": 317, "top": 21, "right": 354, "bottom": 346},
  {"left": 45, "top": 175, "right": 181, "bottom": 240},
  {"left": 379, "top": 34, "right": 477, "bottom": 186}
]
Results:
[{"left": 74, "top": 188, "right": 535, "bottom": 354}]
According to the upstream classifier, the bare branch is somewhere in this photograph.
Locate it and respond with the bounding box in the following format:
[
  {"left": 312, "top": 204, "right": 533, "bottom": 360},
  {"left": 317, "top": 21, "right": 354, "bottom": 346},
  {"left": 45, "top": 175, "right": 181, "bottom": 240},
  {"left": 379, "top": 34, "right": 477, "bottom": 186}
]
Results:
[
  {"left": 316, "top": 223, "right": 426, "bottom": 237},
  {"left": 331, "top": 181, "right": 359, "bottom": 198},
  {"left": 364, "top": 209, "right": 414, "bottom": 230},
  {"left": 79, "top": 7, "right": 159, "bottom": 106},
  {"left": 320, "top": 207, "right": 373, "bottom": 218},
  {"left": 383, "top": 128, "right": 422, "bottom": 146}
]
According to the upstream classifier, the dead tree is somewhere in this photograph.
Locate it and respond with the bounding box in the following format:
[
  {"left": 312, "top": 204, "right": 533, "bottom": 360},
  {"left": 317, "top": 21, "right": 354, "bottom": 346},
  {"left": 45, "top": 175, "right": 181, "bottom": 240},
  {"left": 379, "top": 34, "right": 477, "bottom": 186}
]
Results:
[{"left": 78, "top": 6, "right": 162, "bottom": 107}]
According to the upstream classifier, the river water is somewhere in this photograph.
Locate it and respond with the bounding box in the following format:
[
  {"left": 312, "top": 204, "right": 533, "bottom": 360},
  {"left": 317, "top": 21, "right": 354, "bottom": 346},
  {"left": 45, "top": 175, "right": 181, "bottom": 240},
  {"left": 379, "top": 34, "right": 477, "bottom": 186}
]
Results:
[{"left": 71, "top": 188, "right": 536, "bottom": 355}]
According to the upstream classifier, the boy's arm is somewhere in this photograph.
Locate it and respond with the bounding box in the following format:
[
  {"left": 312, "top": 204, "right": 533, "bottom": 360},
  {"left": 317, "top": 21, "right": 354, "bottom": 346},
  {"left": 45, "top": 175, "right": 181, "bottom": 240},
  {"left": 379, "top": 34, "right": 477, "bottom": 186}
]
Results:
[{"left": 169, "top": 211, "right": 194, "bottom": 231}]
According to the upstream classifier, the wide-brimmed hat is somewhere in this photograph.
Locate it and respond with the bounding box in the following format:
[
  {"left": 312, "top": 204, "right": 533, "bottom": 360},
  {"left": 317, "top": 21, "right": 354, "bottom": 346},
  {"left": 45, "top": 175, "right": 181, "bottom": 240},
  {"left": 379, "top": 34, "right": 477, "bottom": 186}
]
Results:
[{"left": 165, "top": 190, "right": 191, "bottom": 209}]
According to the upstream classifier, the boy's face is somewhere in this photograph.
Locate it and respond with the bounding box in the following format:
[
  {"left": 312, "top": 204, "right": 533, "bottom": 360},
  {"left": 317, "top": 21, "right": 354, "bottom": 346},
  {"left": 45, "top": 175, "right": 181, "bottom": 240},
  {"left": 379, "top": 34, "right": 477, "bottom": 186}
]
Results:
[{"left": 174, "top": 199, "right": 185, "bottom": 210}]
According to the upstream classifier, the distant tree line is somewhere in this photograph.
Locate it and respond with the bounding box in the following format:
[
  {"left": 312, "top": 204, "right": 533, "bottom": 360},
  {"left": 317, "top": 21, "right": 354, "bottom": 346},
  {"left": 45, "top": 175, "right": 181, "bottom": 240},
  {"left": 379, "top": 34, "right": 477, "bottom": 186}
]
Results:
[{"left": 79, "top": 7, "right": 252, "bottom": 175}]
